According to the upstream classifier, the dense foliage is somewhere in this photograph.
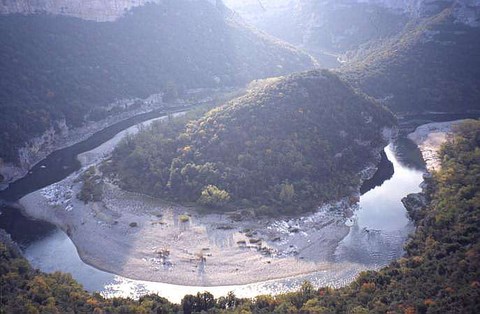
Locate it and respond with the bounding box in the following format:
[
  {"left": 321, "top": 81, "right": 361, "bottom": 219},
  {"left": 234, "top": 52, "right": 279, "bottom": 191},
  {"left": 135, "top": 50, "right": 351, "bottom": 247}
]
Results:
[
  {"left": 1, "top": 120, "right": 479, "bottom": 313},
  {"left": 0, "top": 0, "right": 314, "bottom": 164},
  {"left": 342, "top": 7, "right": 480, "bottom": 114},
  {"left": 263, "top": 119, "right": 480, "bottom": 313},
  {"left": 107, "top": 70, "right": 394, "bottom": 214}
]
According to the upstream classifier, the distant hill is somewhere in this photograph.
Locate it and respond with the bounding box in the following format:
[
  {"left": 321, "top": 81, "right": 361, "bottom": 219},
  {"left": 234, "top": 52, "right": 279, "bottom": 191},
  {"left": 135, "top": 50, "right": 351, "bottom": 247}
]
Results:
[
  {"left": 0, "top": 0, "right": 315, "bottom": 166},
  {"left": 341, "top": 8, "right": 480, "bottom": 114},
  {"left": 224, "top": 0, "right": 410, "bottom": 60},
  {"left": 224, "top": 0, "right": 480, "bottom": 70},
  {"left": 108, "top": 70, "right": 395, "bottom": 214}
]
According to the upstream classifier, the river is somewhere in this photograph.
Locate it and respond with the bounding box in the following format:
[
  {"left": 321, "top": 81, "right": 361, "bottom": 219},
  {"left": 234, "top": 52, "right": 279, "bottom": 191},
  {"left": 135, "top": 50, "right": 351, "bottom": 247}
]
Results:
[{"left": 0, "top": 112, "right": 477, "bottom": 303}]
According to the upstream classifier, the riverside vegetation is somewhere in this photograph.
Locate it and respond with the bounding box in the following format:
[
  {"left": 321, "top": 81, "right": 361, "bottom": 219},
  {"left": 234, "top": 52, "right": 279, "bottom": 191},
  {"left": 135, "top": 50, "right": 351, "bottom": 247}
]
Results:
[
  {"left": 104, "top": 70, "right": 395, "bottom": 215},
  {"left": 1, "top": 119, "right": 479, "bottom": 313}
]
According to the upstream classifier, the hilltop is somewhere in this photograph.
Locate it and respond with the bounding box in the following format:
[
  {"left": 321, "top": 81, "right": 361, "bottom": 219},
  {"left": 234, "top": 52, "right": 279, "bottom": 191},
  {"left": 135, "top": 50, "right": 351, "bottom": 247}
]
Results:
[{"left": 108, "top": 70, "right": 395, "bottom": 214}]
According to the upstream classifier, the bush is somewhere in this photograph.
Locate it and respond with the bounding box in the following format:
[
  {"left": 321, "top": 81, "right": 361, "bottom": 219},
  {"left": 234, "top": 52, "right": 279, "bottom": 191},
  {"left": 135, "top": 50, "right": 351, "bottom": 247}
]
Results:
[
  {"left": 77, "top": 166, "right": 103, "bottom": 204},
  {"left": 179, "top": 215, "right": 190, "bottom": 223},
  {"left": 198, "top": 185, "right": 231, "bottom": 208}
]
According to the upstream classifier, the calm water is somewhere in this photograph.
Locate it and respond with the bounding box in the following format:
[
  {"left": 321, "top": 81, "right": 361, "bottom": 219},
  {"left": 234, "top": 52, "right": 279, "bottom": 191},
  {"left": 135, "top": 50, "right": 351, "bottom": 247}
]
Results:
[
  {"left": 334, "top": 145, "right": 423, "bottom": 266},
  {"left": 11, "top": 142, "right": 424, "bottom": 303},
  {"left": 0, "top": 106, "right": 191, "bottom": 202},
  {"left": 5, "top": 112, "right": 470, "bottom": 303}
]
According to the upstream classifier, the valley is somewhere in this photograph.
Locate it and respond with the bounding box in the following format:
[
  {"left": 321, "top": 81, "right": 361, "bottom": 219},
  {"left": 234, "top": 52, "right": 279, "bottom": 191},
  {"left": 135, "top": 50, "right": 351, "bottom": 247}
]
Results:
[
  {"left": 2, "top": 106, "right": 429, "bottom": 301},
  {"left": 0, "top": 0, "right": 479, "bottom": 313},
  {"left": 1, "top": 93, "right": 474, "bottom": 302}
]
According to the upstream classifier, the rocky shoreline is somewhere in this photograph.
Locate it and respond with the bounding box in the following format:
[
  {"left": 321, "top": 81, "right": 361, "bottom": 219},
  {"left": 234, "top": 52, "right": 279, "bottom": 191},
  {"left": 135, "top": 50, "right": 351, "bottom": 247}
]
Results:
[
  {"left": 402, "top": 119, "right": 474, "bottom": 224},
  {"left": 19, "top": 168, "right": 356, "bottom": 286},
  {"left": 0, "top": 97, "right": 164, "bottom": 190},
  {"left": 407, "top": 119, "right": 467, "bottom": 171},
  {"left": 16, "top": 118, "right": 456, "bottom": 289},
  {"left": 16, "top": 119, "right": 393, "bottom": 287},
  {"left": 0, "top": 87, "right": 240, "bottom": 191}
]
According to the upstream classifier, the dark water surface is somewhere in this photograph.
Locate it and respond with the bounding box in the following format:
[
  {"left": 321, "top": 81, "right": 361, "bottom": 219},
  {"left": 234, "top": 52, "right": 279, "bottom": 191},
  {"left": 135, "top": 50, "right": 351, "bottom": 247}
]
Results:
[
  {"left": 0, "top": 106, "right": 189, "bottom": 202},
  {"left": 0, "top": 112, "right": 477, "bottom": 302}
]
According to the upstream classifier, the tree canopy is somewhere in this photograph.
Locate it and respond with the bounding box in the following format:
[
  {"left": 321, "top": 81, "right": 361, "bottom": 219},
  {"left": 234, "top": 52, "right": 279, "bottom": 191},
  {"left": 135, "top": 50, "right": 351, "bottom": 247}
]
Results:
[{"left": 107, "top": 70, "right": 395, "bottom": 214}]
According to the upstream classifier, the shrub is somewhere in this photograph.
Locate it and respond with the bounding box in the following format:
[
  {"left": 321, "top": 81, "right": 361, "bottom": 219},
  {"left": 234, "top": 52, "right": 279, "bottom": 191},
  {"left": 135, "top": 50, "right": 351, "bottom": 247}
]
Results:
[
  {"left": 179, "top": 215, "right": 190, "bottom": 223},
  {"left": 198, "top": 185, "right": 231, "bottom": 208}
]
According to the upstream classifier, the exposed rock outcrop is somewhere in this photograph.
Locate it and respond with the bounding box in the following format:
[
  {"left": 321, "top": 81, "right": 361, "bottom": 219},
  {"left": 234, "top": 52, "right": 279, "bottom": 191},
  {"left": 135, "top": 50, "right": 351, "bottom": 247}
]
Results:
[
  {"left": 0, "top": 120, "right": 67, "bottom": 189},
  {"left": 0, "top": 0, "right": 156, "bottom": 21},
  {"left": 0, "top": 0, "right": 231, "bottom": 21},
  {"left": 402, "top": 192, "right": 427, "bottom": 222}
]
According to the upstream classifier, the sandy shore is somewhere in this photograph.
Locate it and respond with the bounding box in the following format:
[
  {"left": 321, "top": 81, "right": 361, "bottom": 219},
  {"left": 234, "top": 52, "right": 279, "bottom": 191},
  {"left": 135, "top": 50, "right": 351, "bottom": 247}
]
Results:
[
  {"left": 16, "top": 118, "right": 475, "bottom": 291},
  {"left": 20, "top": 175, "right": 352, "bottom": 286},
  {"left": 18, "top": 113, "right": 355, "bottom": 286},
  {"left": 408, "top": 119, "right": 473, "bottom": 171},
  {"left": 18, "top": 118, "right": 466, "bottom": 287}
]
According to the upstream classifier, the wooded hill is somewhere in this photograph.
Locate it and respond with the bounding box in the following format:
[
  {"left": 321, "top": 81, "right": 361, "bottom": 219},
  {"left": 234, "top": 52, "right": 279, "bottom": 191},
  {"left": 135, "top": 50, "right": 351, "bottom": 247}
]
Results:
[
  {"left": 1, "top": 120, "right": 479, "bottom": 313},
  {"left": 342, "top": 8, "right": 480, "bottom": 114},
  {"left": 107, "top": 70, "right": 395, "bottom": 214},
  {"left": 0, "top": 0, "right": 315, "bottom": 164}
]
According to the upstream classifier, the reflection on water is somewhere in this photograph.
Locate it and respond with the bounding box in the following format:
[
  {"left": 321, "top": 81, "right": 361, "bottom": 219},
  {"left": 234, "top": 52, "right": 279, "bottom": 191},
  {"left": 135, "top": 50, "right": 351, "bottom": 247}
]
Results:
[
  {"left": 24, "top": 228, "right": 369, "bottom": 303},
  {"left": 22, "top": 142, "right": 425, "bottom": 303},
  {"left": 357, "top": 145, "right": 423, "bottom": 231},
  {"left": 334, "top": 144, "right": 424, "bottom": 265},
  {"left": 24, "top": 230, "right": 114, "bottom": 292}
]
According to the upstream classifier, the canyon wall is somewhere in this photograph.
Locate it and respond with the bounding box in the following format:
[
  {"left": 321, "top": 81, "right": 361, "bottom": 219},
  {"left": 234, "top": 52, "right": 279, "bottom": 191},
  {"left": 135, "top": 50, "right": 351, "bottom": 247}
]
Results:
[{"left": 0, "top": 0, "right": 222, "bottom": 21}]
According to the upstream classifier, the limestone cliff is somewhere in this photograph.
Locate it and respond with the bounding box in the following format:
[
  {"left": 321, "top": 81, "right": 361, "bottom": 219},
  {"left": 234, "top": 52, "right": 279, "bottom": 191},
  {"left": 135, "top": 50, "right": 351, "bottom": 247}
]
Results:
[{"left": 0, "top": 0, "right": 225, "bottom": 21}]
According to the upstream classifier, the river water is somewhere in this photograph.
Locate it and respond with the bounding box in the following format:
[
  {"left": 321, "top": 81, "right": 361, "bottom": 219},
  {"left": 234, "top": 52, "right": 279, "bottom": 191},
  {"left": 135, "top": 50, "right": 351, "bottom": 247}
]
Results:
[
  {"left": 9, "top": 143, "right": 422, "bottom": 303},
  {"left": 1, "top": 112, "right": 476, "bottom": 303}
]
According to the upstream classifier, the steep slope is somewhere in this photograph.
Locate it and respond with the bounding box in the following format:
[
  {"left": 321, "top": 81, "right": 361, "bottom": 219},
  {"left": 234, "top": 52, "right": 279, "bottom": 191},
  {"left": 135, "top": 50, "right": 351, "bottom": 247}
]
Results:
[
  {"left": 224, "top": 0, "right": 410, "bottom": 60},
  {"left": 0, "top": 0, "right": 159, "bottom": 21},
  {"left": 341, "top": 7, "right": 480, "bottom": 114},
  {"left": 0, "top": 0, "right": 315, "bottom": 175},
  {"left": 108, "top": 70, "right": 395, "bottom": 214},
  {"left": 224, "top": 0, "right": 479, "bottom": 66}
]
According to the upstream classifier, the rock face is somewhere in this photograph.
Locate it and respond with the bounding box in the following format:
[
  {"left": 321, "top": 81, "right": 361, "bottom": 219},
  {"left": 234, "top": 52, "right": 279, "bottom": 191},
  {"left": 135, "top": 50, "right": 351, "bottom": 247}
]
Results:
[
  {"left": 0, "top": 0, "right": 230, "bottom": 21},
  {"left": 0, "top": 119, "right": 67, "bottom": 189},
  {"left": 402, "top": 192, "right": 427, "bottom": 222},
  {"left": 0, "top": 0, "right": 155, "bottom": 21}
]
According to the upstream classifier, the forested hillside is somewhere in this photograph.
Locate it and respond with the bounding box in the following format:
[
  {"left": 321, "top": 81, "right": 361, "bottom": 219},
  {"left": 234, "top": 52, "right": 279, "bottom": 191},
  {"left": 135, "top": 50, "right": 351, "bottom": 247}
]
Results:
[
  {"left": 225, "top": 1, "right": 480, "bottom": 114},
  {"left": 342, "top": 8, "right": 480, "bottom": 114},
  {"left": 0, "top": 0, "right": 315, "bottom": 164},
  {"left": 2, "top": 119, "right": 479, "bottom": 313},
  {"left": 224, "top": 0, "right": 410, "bottom": 60},
  {"left": 106, "top": 70, "right": 394, "bottom": 214}
]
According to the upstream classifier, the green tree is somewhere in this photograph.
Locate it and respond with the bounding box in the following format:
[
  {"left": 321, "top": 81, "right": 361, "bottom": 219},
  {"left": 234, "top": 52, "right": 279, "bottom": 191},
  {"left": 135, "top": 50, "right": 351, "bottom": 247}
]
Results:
[{"left": 198, "top": 185, "right": 231, "bottom": 208}]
